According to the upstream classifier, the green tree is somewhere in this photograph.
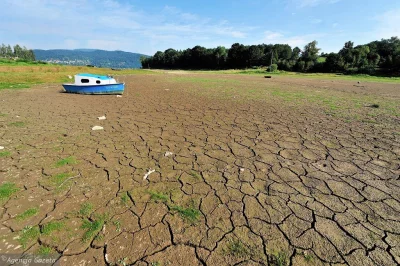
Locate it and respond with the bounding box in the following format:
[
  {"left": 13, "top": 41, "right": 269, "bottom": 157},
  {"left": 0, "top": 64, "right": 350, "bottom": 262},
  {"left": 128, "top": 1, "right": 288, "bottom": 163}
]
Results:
[
  {"left": 5, "top": 45, "right": 13, "bottom": 57},
  {"left": 301, "top": 41, "right": 320, "bottom": 63},
  {"left": 247, "top": 45, "right": 263, "bottom": 67},
  {"left": 164, "top": 48, "right": 180, "bottom": 68},
  {"left": 214, "top": 46, "right": 227, "bottom": 68},
  {"left": 153, "top": 51, "right": 165, "bottom": 68},
  {"left": 0, "top": 44, "right": 6, "bottom": 57}
]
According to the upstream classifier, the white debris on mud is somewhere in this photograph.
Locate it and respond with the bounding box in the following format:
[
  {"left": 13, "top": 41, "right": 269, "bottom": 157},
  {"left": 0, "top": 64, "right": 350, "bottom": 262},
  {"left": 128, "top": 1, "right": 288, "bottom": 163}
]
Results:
[
  {"left": 143, "top": 169, "right": 155, "bottom": 180},
  {"left": 0, "top": 146, "right": 4, "bottom": 150},
  {"left": 92, "top": 126, "right": 104, "bottom": 131},
  {"left": 164, "top": 151, "right": 173, "bottom": 157},
  {"left": 98, "top": 116, "right": 106, "bottom": 120},
  {"left": 117, "top": 95, "right": 122, "bottom": 98}
]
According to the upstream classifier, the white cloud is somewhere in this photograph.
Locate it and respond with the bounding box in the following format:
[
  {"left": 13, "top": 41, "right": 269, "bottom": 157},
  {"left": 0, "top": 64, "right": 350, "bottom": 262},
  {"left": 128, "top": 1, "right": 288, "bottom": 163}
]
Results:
[
  {"left": 0, "top": 0, "right": 255, "bottom": 54},
  {"left": 261, "top": 31, "right": 325, "bottom": 48}
]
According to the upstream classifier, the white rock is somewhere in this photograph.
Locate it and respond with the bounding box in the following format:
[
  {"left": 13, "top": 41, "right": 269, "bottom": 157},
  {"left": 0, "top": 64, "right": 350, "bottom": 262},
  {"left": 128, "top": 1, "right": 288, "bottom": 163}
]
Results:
[
  {"left": 92, "top": 126, "right": 104, "bottom": 131},
  {"left": 143, "top": 169, "right": 155, "bottom": 180},
  {"left": 117, "top": 95, "right": 122, "bottom": 98},
  {"left": 0, "top": 146, "right": 4, "bottom": 150},
  {"left": 240, "top": 168, "right": 245, "bottom": 172},
  {"left": 164, "top": 151, "right": 173, "bottom": 157},
  {"left": 97, "top": 116, "right": 106, "bottom": 120},
  {"left": 68, "top": 75, "right": 72, "bottom": 79}
]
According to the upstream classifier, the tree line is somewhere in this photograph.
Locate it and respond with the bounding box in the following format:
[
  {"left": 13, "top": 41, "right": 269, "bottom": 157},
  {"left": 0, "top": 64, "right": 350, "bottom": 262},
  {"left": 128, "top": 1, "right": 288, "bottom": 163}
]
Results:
[
  {"left": 140, "top": 37, "right": 400, "bottom": 75},
  {"left": 0, "top": 44, "right": 36, "bottom": 61}
]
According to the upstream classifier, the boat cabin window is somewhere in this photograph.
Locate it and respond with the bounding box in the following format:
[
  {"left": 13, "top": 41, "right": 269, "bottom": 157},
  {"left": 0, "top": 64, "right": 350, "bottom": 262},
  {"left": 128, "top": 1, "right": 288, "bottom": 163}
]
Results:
[
  {"left": 96, "top": 80, "right": 101, "bottom": 84},
  {"left": 81, "top": 79, "right": 90, "bottom": 83}
]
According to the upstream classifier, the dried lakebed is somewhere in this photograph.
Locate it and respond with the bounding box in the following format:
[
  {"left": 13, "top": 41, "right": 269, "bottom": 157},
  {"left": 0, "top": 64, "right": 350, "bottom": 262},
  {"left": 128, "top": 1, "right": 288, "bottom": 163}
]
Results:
[{"left": 0, "top": 74, "right": 399, "bottom": 265}]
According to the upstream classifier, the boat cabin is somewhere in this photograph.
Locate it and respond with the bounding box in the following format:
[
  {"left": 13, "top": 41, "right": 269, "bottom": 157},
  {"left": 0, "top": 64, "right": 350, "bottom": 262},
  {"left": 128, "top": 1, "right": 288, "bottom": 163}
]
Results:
[{"left": 74, "top": 73, "right": 117, "bottom": 85}]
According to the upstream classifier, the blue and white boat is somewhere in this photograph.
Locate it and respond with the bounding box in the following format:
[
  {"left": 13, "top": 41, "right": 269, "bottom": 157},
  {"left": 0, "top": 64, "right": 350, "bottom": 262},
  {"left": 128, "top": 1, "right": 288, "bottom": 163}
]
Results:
[{"left": 62, "top": 73, "right": 124, "bottom": 95}]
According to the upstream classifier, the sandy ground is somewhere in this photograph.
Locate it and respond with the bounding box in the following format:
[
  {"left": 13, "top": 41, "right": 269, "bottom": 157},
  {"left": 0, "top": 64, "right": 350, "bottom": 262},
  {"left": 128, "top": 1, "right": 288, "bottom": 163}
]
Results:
[{"left": 0, "top": 73, "right": 399, "bottom": 265}]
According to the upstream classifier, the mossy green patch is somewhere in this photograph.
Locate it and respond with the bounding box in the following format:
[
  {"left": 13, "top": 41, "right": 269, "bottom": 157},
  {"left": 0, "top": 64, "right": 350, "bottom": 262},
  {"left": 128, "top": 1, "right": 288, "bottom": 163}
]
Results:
[
  {"left": 0, "top": 151, "right": 11, "bottom": 157},
  {"left": 269, "top": 251, "right": 289, "bottom": 266},
  {"left": 113, "top": 220, "right": 122, "bottom": 232},
  {"left": 48, "top": 172, "right": 74, "bottom": 189},
  {"left": 54, "top": 156, "right": 77, "bottom": 167},
  {"left": 19, "top": 226, "right": 40, "bottom": 248},
  {"left": 16, "top": 208, "right": 39, "bottom": 221},
  {"left": 81, "top": 219, "right": 104, "bottom": 242},
  {"left": 120, "top": 192, "right": 129, "bottom": 205},
  {"left": 170, "top": 205, "right": 201, "bottom": 224},
  {"left": 189, "top": 170, "right": 201, "bottom": 179},
  {"left": 303, "top": 253, "right": 314, "bottom": 263},
  {"left": 79, "top": 203, "right": 93, "bottom": 217},
  {"left": 41, "top": 221, "right": 64, "bottom": 235},
  {"left": 9, "top": 121, "right": 25, "bottom": 127},
  {"left": 0, "top": 182, "right": 19, "bottom": 201},
  {"left": 223, "top": 239, "right": 250, "bottom": 258},
  {"left": 148, "top": 191, "right": 169, "bottom": 203},
  {"left": 37, "top": 245, "right": 54, "bottom": 255}
]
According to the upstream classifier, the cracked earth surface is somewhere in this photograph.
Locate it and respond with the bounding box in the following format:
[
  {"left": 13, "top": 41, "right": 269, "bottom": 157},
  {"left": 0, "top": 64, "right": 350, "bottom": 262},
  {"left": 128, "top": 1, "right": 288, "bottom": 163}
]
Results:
[{"left": 0, "top": 73, "right": 399, "bottom": 265}]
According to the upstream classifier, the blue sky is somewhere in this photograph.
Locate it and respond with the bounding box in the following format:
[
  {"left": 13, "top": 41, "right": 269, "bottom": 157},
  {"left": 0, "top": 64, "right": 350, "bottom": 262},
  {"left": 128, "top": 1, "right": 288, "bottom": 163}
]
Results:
[{"left": 1, "top": 0, "right": 399, "bottom": 55}]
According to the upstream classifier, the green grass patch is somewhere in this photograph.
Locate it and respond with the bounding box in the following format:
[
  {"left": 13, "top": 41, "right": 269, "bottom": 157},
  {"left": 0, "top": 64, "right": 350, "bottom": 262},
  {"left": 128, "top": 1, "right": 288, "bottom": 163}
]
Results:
[
  {"left": 120, "top": 192, "right": 129, "bottom": 205},
  {"left": 0, "top": 151, "right": 11, "bottom": 157},
  {"left": 179, "top": 69, "right": 400, "bottom": 83},
  {"left": 190, "top": 170, "right": 201, "bottom": 179},
  {"left": 16, "top": 208, "right": 39, "bottom": 221},
  {"left": 0, "top": 63, "right": 156, "bottom": 91},
  {"left": 48, "top": 172, "right": 73, "bottom": 188},
  {"left": 19, "top": 226, "right": 40, "bottom": 248},
  {"left": 223, "top": 239, "right": 250, "bottom": 258},
  {"left": 170, "top": 205, "right": 201, "bottom": 224},
  {"left": 303, "top": 253, "right": 314, "bottom": 262},
  {"left": 9, "top": 121, "right": 25, "bottom": 127},
  {"left": 54, "top": 156, "right": 77, "bottom": 167},
  {"left": 81, "top": 219, "right": 104, "bottom": 242},
  {"left": 113, "top": 220, "right": 122, "bottom": 232},
  {"left": 269, "top": 251, "right": 288, "bottom": 266},
  {"left": 37, "top": 245, "right": 54, "bottom": 255},
  {"left": 0, "top": 182, "right": 19, "bottom": 201},
  {"left": 79, "top": 203, "right": 93, "bottom": 217},
  {"left": 0, "top": 82, "right": 33, "bottom": 90},
  {"left": 148, "top": 191, "right": 169, "bottom": 203},
  {"left": 0, "top": 113, "right": 7, "bottom": 117},
  {"left": 41, "top": 221, "right": 64, "bottom": 235}
]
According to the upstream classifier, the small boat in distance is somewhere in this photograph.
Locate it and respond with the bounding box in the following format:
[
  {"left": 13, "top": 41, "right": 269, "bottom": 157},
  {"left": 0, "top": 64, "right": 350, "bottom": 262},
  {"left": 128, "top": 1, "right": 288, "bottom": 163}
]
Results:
[{"left": 62, "top": 73, "right": 124, "bottom": 95}]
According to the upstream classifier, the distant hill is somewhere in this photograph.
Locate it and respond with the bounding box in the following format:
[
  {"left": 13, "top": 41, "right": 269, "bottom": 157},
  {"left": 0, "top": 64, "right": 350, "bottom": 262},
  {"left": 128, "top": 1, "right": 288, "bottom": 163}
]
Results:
[{"left": 33, "top": 49, "right": 148, "bottom": 69}]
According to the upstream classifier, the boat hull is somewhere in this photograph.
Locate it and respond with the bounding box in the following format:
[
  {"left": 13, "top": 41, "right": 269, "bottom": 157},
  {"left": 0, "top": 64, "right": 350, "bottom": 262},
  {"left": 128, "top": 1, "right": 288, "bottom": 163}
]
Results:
[{"left": 62, "top": 83, "right": 125, "bottom": 95}]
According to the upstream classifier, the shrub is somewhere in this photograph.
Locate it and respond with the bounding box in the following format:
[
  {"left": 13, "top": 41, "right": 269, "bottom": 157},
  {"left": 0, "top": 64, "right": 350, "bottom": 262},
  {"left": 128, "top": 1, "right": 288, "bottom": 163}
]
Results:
[{"left": 268, "top": 64, "right": 278, "bottom": 72}]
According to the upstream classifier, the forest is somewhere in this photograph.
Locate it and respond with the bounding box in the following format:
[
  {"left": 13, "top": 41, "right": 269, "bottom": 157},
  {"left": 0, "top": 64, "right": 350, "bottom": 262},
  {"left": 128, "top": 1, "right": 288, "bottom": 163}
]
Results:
[
  {"left": 0, "top": 44, "right": 36, "bottom": 61},
  {"left": 140, "top": 37, "right": 400, "bottom": 75}
]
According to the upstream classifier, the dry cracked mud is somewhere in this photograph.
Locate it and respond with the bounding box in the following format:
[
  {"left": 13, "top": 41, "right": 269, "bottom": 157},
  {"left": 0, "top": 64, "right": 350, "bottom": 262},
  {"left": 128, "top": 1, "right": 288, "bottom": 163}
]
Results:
[{"left": 0, "top": 73, "right": 399, "bottom": 265}]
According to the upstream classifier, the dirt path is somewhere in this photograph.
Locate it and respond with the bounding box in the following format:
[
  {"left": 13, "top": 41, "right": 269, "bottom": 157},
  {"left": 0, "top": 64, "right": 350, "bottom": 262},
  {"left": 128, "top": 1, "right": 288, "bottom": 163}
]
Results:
[{"left": 0, "top": 74, "right": 399, "bottom": 265}]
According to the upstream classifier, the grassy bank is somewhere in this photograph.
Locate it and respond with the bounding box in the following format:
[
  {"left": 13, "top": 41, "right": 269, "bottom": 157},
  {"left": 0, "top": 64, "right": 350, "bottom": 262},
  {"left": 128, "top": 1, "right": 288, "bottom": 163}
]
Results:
[
  {"left": 152, "top": 68, "right": 400, "bottom": 83},
  {"left": 0, "top": 58, "right": 155, "bottom": 90}
]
